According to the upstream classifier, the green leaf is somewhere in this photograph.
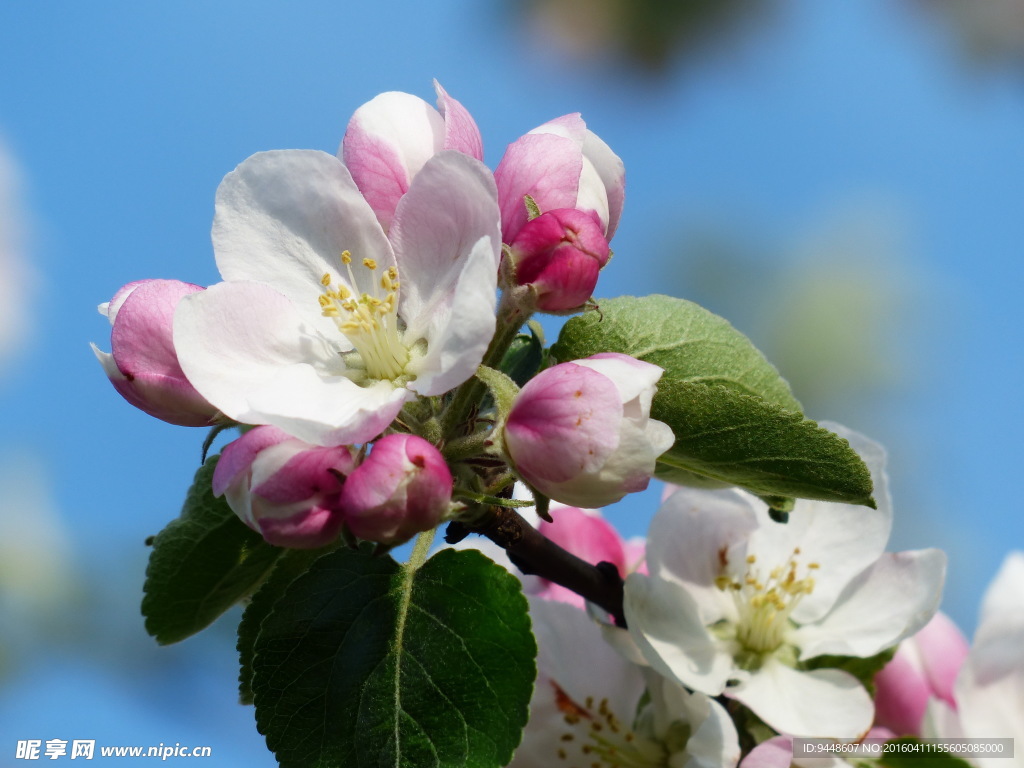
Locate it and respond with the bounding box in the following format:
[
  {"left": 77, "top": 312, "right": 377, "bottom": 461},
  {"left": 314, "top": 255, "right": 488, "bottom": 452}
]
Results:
[
  {"left": 653, "top": 382, "right": 874, "bottom": 505},
  {"left": 237, "top": 547, "right": 331, "bottom": 705},
  {"left": 553, "top": 295, "right": 802, "bottom": 411},
  {"left": 552, "top": 295, "right": 874, "bottom": 506},
  {"left": 142, "top": 456, "right": 283, "bottom": 645},
  {"left": 500, "top": 327, "right": 544, "bottom": 387},
  {"left": 252, "top": 546, "right": 536, "bottom": 768}
]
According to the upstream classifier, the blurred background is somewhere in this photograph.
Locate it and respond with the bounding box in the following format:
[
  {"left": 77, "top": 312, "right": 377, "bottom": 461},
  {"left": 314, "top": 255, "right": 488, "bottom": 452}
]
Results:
[{"left": 1, "top": 1, "right": 1021, "bottom": 763}]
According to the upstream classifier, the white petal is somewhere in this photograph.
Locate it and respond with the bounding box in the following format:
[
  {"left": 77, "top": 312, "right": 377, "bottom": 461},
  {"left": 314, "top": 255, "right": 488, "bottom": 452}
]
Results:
[
  {"left": 758, "top": 424, "right": 894, "bottom": 624},
  {"left": 645, "top": 486, "right": 759, "bottom": 624},
  {"left": 531, "top": 598, "right": 645, "bottom": 716},
  {"left": 954, "top": 552, "right": 1024, "bottom": 760},
  {"left": 624, "top": 573, "right": 738, "bottom": 695},
  {"left": 175, "top": 281, "right": 409, "bottom": 445},
  {"left": 794, "top": 549, "right": 946, "bottom": 660},
  {"left": 212, "top": 149, "right": 394, "bottom": 326},
  {"left": 391, "top": 151, "right": 499, "bottom": 343},
  {"left": 646, "top": 677, "right": 740, "bottom": 768},
  {"left": 405, "top": 235, "right": 498, "bottom": 396},
  {"left": 730, "top": 659, "right": 873, "bottom": 738}
]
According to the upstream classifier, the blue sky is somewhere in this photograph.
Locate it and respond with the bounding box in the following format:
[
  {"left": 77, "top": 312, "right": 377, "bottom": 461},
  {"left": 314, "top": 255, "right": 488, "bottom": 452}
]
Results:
[{"left": 1, "top": 1, "right": 1022, "bottom": 764}]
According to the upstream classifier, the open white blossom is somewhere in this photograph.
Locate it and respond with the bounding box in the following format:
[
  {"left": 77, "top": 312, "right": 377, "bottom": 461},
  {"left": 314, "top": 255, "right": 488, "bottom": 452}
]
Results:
[
  {"left": 624, "top": 425, "right": 946, "bottom": 738},
  {"left": 511, "top": 598, "right": 740, "bottom": 768},
  {"left": 175, "top": 149, "right": 501, "bottom": 446}
]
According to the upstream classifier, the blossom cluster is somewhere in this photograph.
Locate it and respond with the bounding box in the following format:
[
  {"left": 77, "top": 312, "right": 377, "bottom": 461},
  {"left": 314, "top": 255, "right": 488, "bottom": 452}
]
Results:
[
  {"left": 93, "top": 81, "right": 666, "bottom": 548},
  {"left": 94, "top": 82, "right": 963, "bottom": 766}
]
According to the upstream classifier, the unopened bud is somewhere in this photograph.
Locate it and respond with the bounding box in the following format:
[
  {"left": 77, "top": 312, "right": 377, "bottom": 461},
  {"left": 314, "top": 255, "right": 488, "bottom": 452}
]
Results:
[
  {"left": 341, "top": 434, "right": 452, "bottom": 546},
  {"left": 213, "top": 426, "right": 356, "bottom": 549},
  {"left": 507, "top": 208, "right": 610, "bottom": 312},
  {"left": 91, "top": 279, "right": 221, "bottom": 427}
]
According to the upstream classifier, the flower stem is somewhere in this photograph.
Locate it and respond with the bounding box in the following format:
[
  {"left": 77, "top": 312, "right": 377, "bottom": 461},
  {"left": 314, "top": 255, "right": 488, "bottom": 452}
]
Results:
[{"left": 447, "top": 506, "right": 626, "bottom": 626}]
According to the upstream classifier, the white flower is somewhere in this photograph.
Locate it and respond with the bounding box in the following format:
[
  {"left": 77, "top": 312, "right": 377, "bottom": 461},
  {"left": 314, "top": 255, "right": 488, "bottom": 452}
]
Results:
[
  {"left": 623, "top": 425, "right": 947, "bottom": 738},
  {"left": 174, "top": 149, "right": 501, "bottom": 446},
  {"left": 510, "top": 598, "right": 740, "bottom": 768},
  {"left": 927, "top": 552, "right": 1024, "bottom": 768}
]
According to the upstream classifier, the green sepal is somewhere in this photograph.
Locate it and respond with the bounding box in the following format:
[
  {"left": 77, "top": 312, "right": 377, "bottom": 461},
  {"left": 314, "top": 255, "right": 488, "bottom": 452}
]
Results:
[
  {"left": 500, "top": 324, "right": 545, "bottom": 387},
  {"left": 252, "top": 546, "right": 536, "bottom": 768},
  {"left": 141, "top": 456, "right": 283, "bottom": 645}
]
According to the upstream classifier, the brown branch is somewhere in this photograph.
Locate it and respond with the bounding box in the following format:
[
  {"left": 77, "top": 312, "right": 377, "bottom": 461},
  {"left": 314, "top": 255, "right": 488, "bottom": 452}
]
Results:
[{"left": 447, "top": 507, "right": 626, "bottom": 627}]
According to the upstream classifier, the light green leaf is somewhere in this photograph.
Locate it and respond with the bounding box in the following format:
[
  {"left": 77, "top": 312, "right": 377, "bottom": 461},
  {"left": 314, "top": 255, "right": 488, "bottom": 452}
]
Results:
[
  {"left": 142, "top": 456, "right": 283, "bottom": 645},
  {"left": 552, "top": 295, "right": 874, "bottom": 506},
  {"left": 252, "top": 546, "right": 536, "bottom": 768},
  {"left": 552, "top": 294, "right": 802, "bottom": 411}
]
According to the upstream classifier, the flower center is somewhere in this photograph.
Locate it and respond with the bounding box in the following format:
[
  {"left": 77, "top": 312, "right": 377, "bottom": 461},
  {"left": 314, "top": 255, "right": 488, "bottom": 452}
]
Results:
[
  {"left": 715, "top": 548, "right": 818, "bottom": 655},
  {"left": 550, "top": 682, "right": 669, "bottom": 768},
  {"left": 319, "top": 250, "right": 409, "bottom": 381}
]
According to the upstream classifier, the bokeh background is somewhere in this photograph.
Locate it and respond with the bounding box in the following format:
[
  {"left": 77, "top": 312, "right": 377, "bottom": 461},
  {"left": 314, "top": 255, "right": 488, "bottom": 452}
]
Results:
[{"left": 1, "top": 1, "right": 1022, "bottom": 763}]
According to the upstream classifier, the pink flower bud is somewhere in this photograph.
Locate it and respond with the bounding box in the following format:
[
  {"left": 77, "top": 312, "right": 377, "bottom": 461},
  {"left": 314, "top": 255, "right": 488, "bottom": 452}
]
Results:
[
  {"left": 504, "top": 353, "right": 674, "bottom": 508},
  {"left": 873, "top": 611, "right": 969, "bottom": 736},
  {"left": 340, "top": 434, "right": 452, "bottom": 546},
  {"left": 213, "top": 426, "right": 356, "bottom": 549},
  {"left": 495, "top": 113, "right": 624, "bottom": 244},
  {"left": 507, "top": 208, "right": 611, "bottom": 312},
  {"left": 91, "top": 279, "right": 221, "bottom": 427},
  {"left": 342, "top": 81, "right": 483, "bottom": 231}
]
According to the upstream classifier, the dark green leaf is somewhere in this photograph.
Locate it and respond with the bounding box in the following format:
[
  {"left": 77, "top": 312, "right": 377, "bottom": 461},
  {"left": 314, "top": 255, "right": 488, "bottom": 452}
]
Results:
[
  {"left": 500, "top": 328, "right": 544, "bottom": 387},
  {"left": 142, "top": 456, "right": 283, "bottom": 644},
  {"left": 237, "top": 547, "right": 331, "bottom": 705},
  {"left": 253, "top": 546, "right": 536, "bottom": 768},
  {"left": 553, "top": 295, "right": 874, "bottom": 506}
]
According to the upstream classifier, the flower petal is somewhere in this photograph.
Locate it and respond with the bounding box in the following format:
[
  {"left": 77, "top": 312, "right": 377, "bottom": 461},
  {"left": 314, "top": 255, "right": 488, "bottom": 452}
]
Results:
[
  {"left": 624, "top": 572, "right": 738, "bottom": 696},
  {"left": 433, "top": 80, "right": 483, "bottom": 160},
  {"left": 175, "top": 280, "right": 408, "bottom": 445},
  {"left": 762, "top": 424, "right": 894, "bottom": 624},
  {"left": 581, "top": 129, "right": 625, "bottom": 239},
  {"left": 495, "top": 131, "right": 584, "bottom": 242},
  {"left": 645, "top": 486, "right": 760, "bottom": 625},
  {"left": 212, "top": 149, "right": 394, "bottom": 327},
  {"left": 794, "top": 549, "right": 946, "bottom": 660},
  {"left": 390, "top": 151, "right": 500, "bottom": 342},
  {"left": 341, "top": 91, "right": 445, "bottom": 230},
  {"left": 730, "top": 658, "right": 874, "bottom": 739}
]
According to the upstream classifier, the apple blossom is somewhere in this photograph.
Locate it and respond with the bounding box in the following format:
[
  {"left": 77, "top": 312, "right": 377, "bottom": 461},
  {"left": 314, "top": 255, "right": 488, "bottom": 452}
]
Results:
[
  {"left": 91, "top": 279, "right": 221, "bottom": 427},
  {"left": 342, "top": 80, "right": 483, "bottom": 231},
  {"left": 504, "top": 352, "right": 674, "bottom": 508},
  {"left": 174, "top": 148, "right": 501, "bottom": 446},
  {"left": 927, "top": 552, "right": 1024, "bottom": 767},
  {"left": 740, "top": 729, "right": 896, "bottom": 768},
  {"left": 340, "top": 433, "right": 452, "bottom": 546},
  {"left": 506, "top": 207, "right": 611, "bottom": 312},
  {"left": 510, "top": 597, "right": 740, "bottom": 768},
  {"left": 873, "top": 611, "right": 968, "bottom": 736},
  {"left": 495, "top": 113, "right": 625, "bottom": 245},
  {"left": 213, "top": 426, "right": 355, "bottom": 549},
  {"left": 623, "top": 425, "right": 947, "bottom": 738}
]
